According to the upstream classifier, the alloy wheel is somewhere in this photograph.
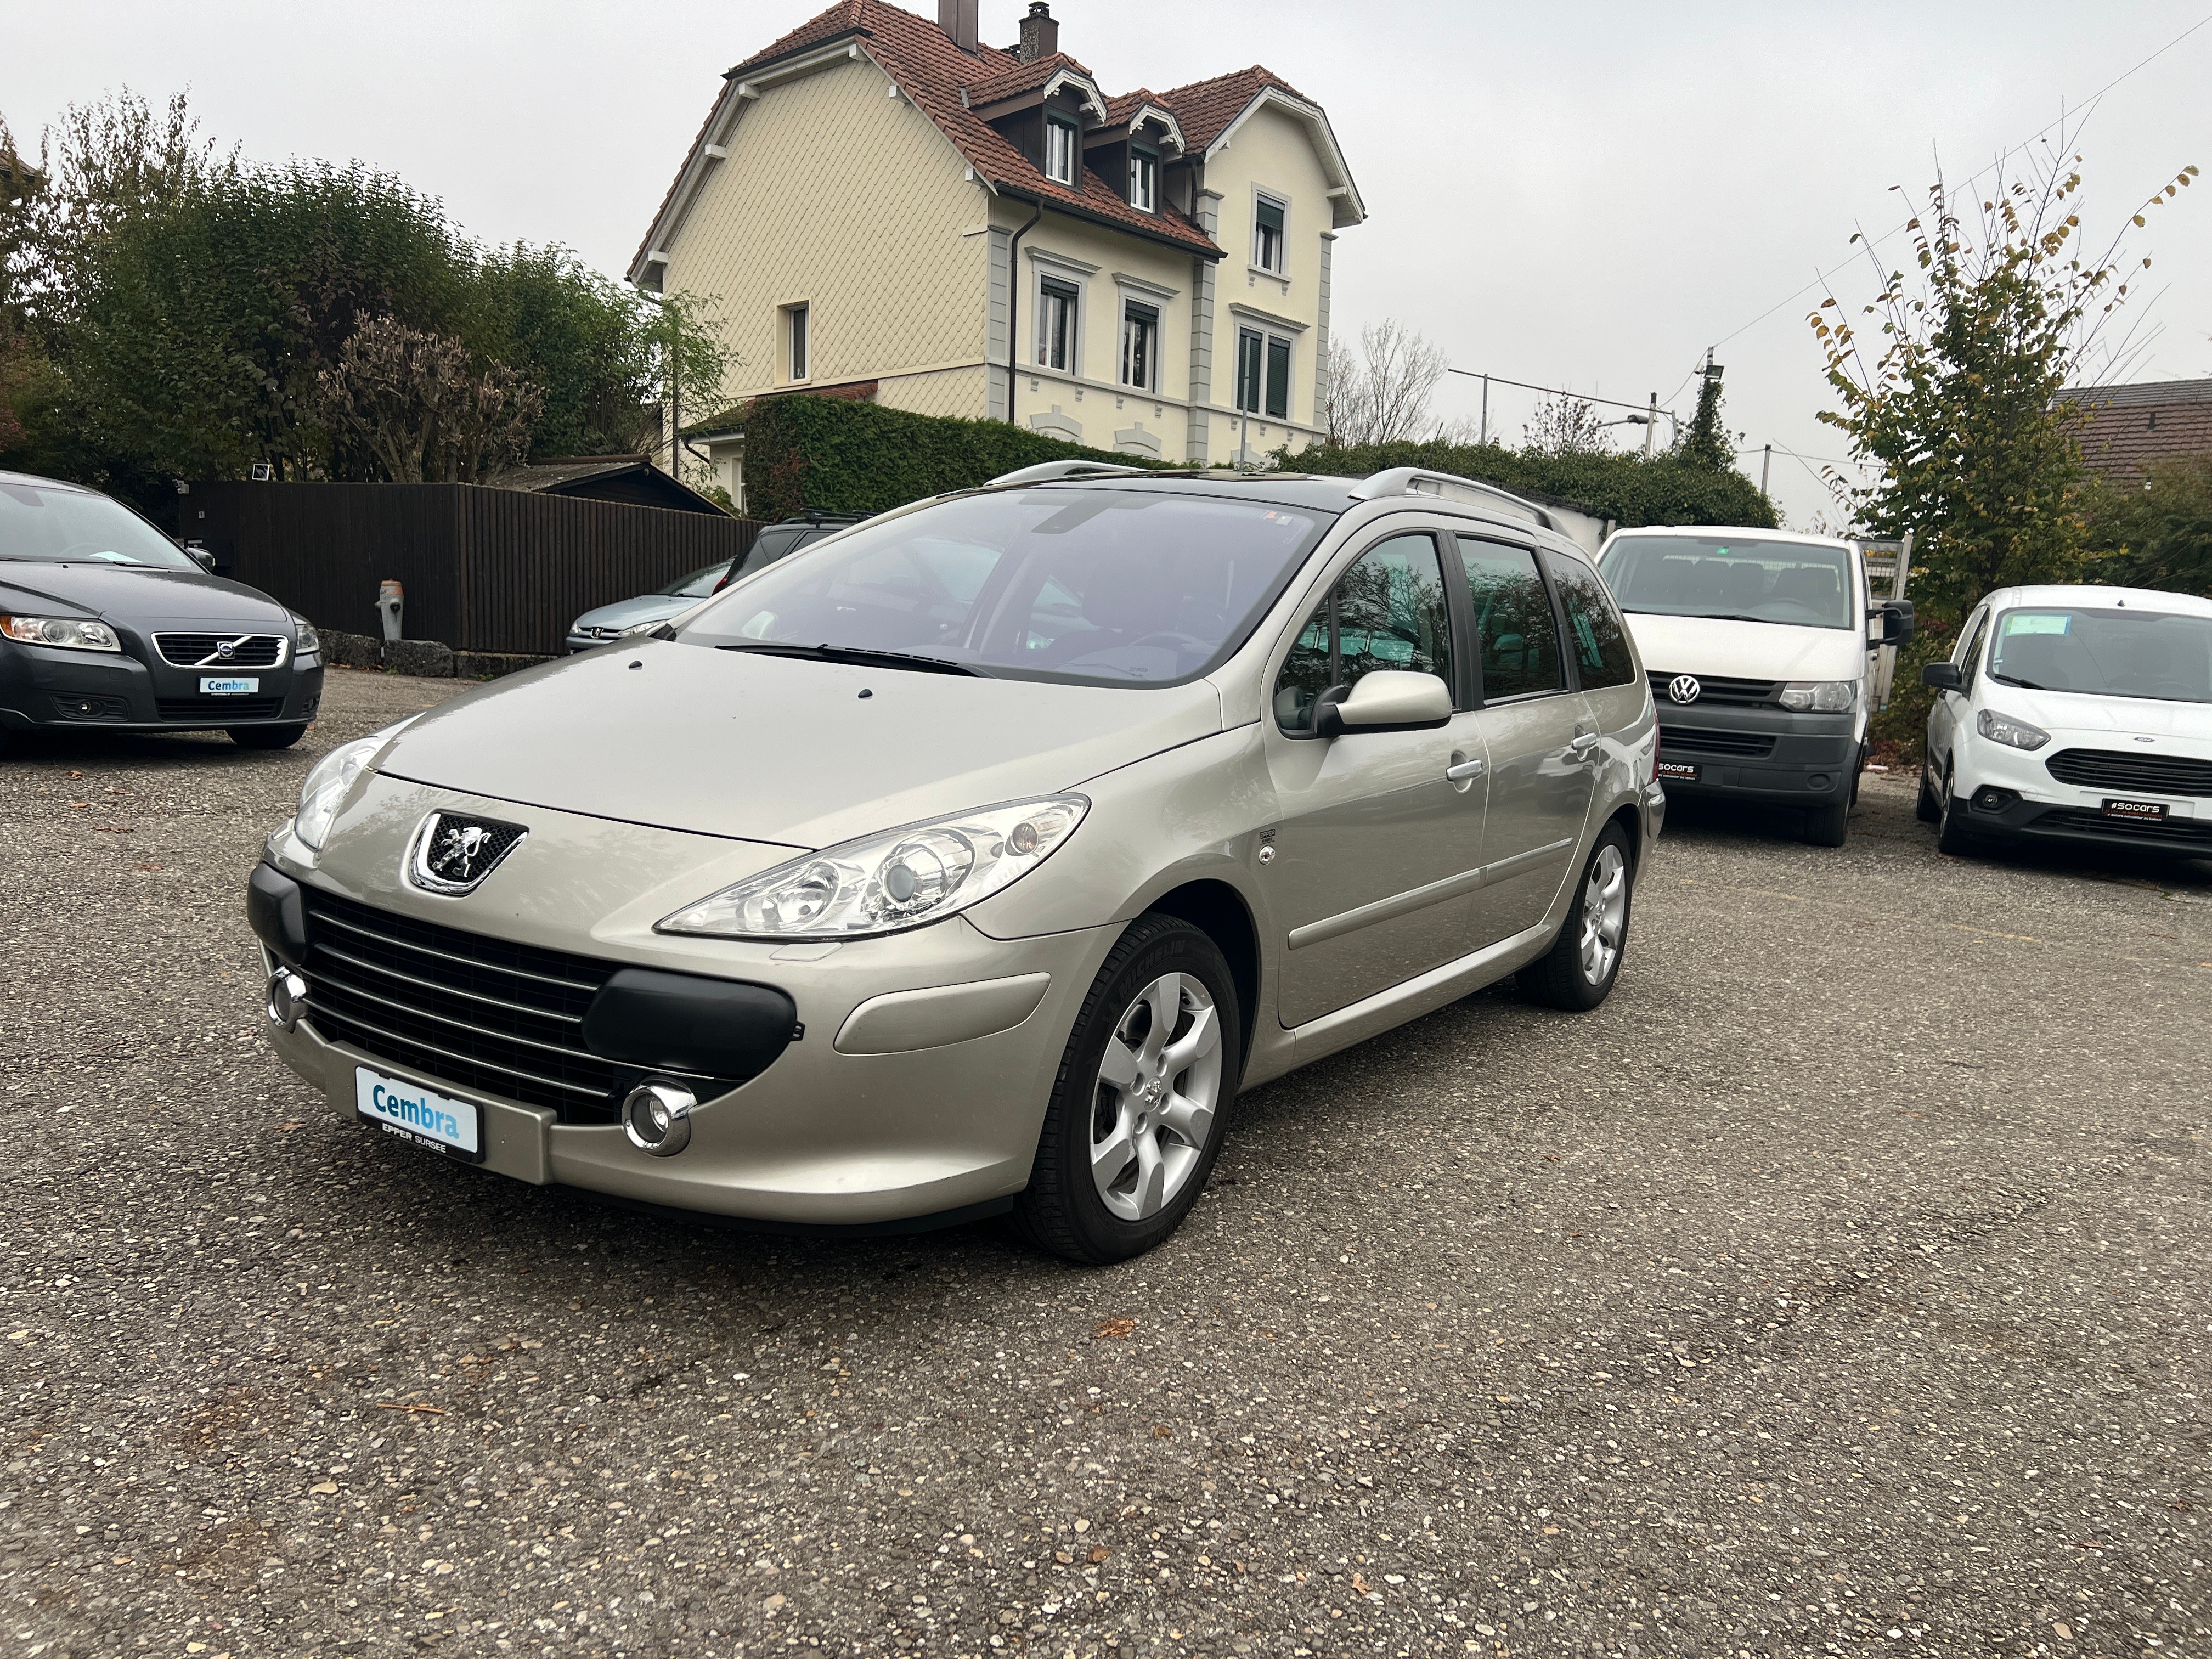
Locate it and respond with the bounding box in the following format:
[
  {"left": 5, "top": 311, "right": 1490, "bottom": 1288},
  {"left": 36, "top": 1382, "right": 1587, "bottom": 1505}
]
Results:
[
  {"left": 1089, "top": 972, "right": 1223, "bottom": 1222},
  {"left": 1578, "top": 843, "right": 1629, "bottom": 985}
]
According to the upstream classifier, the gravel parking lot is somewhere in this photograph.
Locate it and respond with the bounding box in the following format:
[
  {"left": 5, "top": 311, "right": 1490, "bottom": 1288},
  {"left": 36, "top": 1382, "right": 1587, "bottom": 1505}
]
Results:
[{"left": 4, "top": 668, "right": 2208, "bottom": 1659}]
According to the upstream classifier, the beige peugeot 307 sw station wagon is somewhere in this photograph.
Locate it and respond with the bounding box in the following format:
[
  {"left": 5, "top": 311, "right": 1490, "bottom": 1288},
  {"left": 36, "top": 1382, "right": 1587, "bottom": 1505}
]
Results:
[{"left": 249, "top": 464, "right": 1664, "bottom": 1261}]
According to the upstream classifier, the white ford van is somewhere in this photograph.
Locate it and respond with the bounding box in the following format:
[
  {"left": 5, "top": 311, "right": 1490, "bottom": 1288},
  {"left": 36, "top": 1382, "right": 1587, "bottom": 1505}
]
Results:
[{"left": 1595, "top": 527, "right": 1914, "bottom": 845}]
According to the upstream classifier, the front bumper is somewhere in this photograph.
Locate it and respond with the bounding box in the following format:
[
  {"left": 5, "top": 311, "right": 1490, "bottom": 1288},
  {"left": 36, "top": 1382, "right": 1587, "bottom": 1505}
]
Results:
[
  {"left": 0, "top": 639, "right": 322, "bottom": 732},
  {"left": 1655, "top": 706, "right": 1858, "bottom": 805},
  {"left": 1948, "top": 791, "right": 2212, "bottom": 856},
  {"left": 250, "top": 837, "right": 1116, "bottom": 1226}
]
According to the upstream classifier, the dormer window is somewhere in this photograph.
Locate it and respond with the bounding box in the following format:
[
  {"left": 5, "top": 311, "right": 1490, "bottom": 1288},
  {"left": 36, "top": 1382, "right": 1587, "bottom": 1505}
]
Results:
[
  {"left": 1254, "top": 194, "right": 1286, "bottom": 273},
  {"left": 1045, "top": 115, "right": 1078, "bottom": 186},
  {"left": 1127, "top": 147, "right": 1158, "bottom": 213}
]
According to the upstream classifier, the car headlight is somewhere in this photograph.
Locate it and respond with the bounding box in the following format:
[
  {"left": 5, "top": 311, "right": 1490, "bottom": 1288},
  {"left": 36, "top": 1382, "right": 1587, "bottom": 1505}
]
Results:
[
  {"left": 659, "top": 795, "right": 1089, "bottom": 940},
  {"left": 1976, "top": 708, "right": 2050, "bottom": 751},
  {"left": 1, "top": 614, "right": 121, "bottom": 652},
  {"left": 291, "top": 614, "right": 321, "bottom": 656},
  {"left": 294, "top": 718, "right": 417, "bottom": 850},
  {"left": 1778, "top": 680, "right": 1855, "bottom": 712}
]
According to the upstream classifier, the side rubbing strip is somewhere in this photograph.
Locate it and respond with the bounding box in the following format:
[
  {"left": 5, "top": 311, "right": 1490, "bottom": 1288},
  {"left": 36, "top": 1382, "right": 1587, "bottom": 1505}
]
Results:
[{"left": 1284, "top": 837, "right": 1576, "bottom": 952}]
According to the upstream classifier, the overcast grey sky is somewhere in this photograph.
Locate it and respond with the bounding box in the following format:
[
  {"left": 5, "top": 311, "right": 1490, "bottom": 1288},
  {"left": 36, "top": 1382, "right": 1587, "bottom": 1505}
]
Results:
[{"left": 8, "top": 1, "right": 2209, "bottom": 526}]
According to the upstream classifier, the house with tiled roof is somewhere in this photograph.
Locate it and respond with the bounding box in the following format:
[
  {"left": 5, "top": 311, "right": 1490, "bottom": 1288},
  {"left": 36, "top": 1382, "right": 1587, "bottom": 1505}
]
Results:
[
  {"left": 627, "top": 0, "right": 1364, "bottom": 500},
  {"left": 2060, "top": 378, "right": 2212, "bottom": 492}
]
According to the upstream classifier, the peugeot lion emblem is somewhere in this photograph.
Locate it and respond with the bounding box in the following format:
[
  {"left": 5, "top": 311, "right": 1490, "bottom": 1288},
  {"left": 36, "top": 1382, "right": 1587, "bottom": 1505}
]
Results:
[
  {"left": 1667, "top": 674, "right": 1702, "bottom": 705},
  {"left": 407, "top": 810, "right": 527, "bottom": 896}
]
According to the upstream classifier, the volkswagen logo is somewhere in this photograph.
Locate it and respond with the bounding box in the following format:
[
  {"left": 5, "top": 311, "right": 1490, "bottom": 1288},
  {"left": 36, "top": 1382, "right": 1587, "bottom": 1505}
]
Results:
[
  {"left": 407, "top": 810, "right": 527, "bottom": 896},
  {"left": 1667, "top": 674, "right": 1702, "bottom": 704}
]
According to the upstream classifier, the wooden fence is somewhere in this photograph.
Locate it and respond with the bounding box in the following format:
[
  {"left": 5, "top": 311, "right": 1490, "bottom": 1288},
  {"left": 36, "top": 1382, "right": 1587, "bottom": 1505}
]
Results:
[{"left": 182, "top": 482, "right": 761, "bottom": 657}]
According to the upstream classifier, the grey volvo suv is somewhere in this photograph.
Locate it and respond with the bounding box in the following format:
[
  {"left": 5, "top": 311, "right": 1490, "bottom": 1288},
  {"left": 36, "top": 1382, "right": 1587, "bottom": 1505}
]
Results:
[{"left": 249, "top": 464, "right": 1663, "bottom": 1261}]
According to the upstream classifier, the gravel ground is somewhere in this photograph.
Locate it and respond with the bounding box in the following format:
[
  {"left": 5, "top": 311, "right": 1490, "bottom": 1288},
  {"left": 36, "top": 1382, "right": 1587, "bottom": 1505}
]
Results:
[{"left": 3, "top": 668, "right": 2208, "bottom": 1659}]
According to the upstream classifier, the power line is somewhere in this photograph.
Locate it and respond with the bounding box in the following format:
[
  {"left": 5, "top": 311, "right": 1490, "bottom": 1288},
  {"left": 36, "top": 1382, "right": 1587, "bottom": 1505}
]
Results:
[
  {"left": 1442, "top": 368, "right": 1669, "bottom": 420},
  {"left": 1700, "top": 10, "right": 2212, "bottom": 362}
]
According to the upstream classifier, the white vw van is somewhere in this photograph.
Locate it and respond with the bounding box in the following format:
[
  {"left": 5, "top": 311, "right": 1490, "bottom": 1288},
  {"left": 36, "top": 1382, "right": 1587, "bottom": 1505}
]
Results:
[{"left": 1595, "top": 527, "right": 1914, "bottom": 845}]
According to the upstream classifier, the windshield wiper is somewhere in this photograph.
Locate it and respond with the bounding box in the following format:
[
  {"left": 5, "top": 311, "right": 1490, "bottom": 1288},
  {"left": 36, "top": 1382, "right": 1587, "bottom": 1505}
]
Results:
[
  {"left": 1988, "top": 672, "right": 2047, "bottom": 690},
  {"left": 715, "top": 641, "right": 983, "bottom": 676}
]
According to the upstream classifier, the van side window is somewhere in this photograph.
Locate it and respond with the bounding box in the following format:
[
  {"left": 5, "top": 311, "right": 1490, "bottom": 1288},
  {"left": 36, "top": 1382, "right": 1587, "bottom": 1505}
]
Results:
[
  {"left": 1457, "top": 538, "right": 1561, "bottom": 701},
  {"left": 1955, "top": 608, "right": 1989, "bottom": 675},
  {"left": 1542, "top": 549, "right": 1637, "bottom": 689},
  {"left": 1274, "top": 534, "right": 1453, "bottom": 733}
]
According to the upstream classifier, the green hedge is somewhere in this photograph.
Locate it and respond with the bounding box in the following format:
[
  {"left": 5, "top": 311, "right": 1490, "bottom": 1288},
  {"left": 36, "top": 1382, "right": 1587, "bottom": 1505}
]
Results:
[
  {"left": 1284, "top": 439, "right": 1780, "bottom": 531},
  {"left": 737, "top": 394, "right": 1156, "bottom": 520}
]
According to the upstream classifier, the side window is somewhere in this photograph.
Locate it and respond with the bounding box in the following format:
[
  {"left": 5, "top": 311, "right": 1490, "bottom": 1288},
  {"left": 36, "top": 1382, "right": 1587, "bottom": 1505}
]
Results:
[
  {"left": 1955, "top": 608, "right": 1989, "bottom": 673},
  {"left": 1457, "top": 538, "right": 1562, "bottom": 700},
  {"left": 1273, "top": 534, "right": 1453, "bottom": 733},
  {"left": 1543, "top": 550, "right": 1637, "bottom": 689}
]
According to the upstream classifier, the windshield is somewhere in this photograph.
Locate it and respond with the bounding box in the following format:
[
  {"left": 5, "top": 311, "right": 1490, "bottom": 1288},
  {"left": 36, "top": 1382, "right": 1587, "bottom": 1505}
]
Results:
[
  {"left": 658, "top": 560, "right": 734, "bottom": 599},
  {"left": 1599, "top": 534, "right": 1856, "bottom": 629},
  {"left": 0, "top": 481, "right": 198, "bottom": 569},
  {"left": 1988, "top": 606, "right": 2212, "bottom": 704},
  {"left": 679, "top": 487, "right": 1331, "bottom": 685}
]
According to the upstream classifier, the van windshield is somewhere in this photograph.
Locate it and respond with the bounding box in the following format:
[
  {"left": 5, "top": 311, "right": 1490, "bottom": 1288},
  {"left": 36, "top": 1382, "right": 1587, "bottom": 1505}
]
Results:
[
  {"left": 1600, "top": 534, "right": 1856, "bottom": 630},
  {"left": 1989, "top": 606, "right": 2212, "bottom": 704},
  {"left": 679, "top": 487, "right": 1330, "bottom": 685}
]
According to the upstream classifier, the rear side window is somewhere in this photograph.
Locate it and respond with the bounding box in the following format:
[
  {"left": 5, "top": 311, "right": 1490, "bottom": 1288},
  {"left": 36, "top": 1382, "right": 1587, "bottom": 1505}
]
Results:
[
  {"left": 1274, "top": 534, "right": 1453, "bottom": 733},
  {"left": 1543, "top": 550, "right": 1638, "bottom": 689},
  {"left": 1457, "top": 538, "right": 1561, "bottom": 701},
  {"left": 1955, "top": 608, "right": 1989, "bottom": 674}
]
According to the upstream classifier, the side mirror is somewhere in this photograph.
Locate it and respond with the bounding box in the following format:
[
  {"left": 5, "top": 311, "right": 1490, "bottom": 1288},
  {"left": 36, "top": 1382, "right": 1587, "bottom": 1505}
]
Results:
[
  {"left": 1313, "top": 670, "right": 1454, "bottom": 737},
  {"left": 1871, "top": 600, "right": 1915, "bottom": 646},
  {"left": 1921, "top": 661, "right": 1965, "bottom": 693},
  {"left": 183, "top": 541, "right": 216, "bottom": 572}
]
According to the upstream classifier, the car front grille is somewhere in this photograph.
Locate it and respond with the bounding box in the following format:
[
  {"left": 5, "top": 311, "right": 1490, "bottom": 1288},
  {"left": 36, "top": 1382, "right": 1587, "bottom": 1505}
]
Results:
[
  {"left": 2044, "top": 747, "right": 2212, "bottom": 798},
  {"left": 295, "top": 888, "right": 742, "bottom": 1124},
  {"left": 2035, "top": 806, "right": 2212, "bottom": 847},
  {"left": 154, "top": 632, "right": 287, "bottom": 668},
  {"left": 1649, "top": 672, "right": 1780, "bottom": 707},
  {"left": 157, "top": 697, "right": 285, "bottom": 721},
  {"left": 1659, "top": 724, "right": 1776, "bottom": 759}
]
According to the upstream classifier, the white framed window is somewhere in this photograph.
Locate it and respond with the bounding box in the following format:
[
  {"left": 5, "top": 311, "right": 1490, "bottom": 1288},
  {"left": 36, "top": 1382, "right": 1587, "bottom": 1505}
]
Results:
[
  {"left": 1254, "top": 193, "right": 1286, "bottom": 273},
  {"left": 1037, "top": 279, "right": 1078, "bottom": 371},
  {"left": 1127, "top": 148, "right": 1158, "bottom": 214},
  {"left": 1044, "top": 116, "right": 1077, "bottom": 186},
  {"left": 782, "top": 302, "right": 810, "bottom": 382},
  {"left": 1120, "top": 301, "right": 1158, "bottom": 391}
]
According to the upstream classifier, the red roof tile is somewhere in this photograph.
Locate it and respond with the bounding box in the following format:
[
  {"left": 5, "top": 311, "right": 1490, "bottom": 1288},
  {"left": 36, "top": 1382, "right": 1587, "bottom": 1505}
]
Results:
[
  {"left": 2063, "top": 379, "right": 2212, "bottom": 490},
  {"left": 640, "top": 0, "right": 1292, "bottom": 270}
]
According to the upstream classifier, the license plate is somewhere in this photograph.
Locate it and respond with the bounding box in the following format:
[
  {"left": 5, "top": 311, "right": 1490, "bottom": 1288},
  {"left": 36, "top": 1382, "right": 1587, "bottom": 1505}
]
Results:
[
  {"left": 1656, "top": 760, "right": 1700, "bottom": 781},
  {"left": 354, "top": 1067, "right": 483, "bottom": 1162},
  {"left": 2103, "top": 797, "right": 2168, "bottom": 823},
  {"left": 199, "top": 676, "right": 259, "bottom": 695}
]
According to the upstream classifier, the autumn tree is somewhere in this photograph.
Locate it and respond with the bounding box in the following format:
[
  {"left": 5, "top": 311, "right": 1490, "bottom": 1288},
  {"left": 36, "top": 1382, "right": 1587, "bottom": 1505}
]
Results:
[{"left": 312, "top": 314, "right": 543, "bottom": 482}]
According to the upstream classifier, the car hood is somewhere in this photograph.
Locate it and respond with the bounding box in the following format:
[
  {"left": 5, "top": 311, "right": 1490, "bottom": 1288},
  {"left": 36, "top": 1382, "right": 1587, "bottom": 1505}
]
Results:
[
  {"left": 571, "top": 594, "right": 694, "bottom": 634},
  {"left": 1993, "top": 687, "right": 2212, "bottom": 743},
  {"left": 376, "top": 639, "right": 1225, "bottom": 848},
  {"left": 1622, "top": 612, "right": 1867, "bottom": 682},
  {"left": 0, "top": 560, "right": 294, "bottom": 628}
]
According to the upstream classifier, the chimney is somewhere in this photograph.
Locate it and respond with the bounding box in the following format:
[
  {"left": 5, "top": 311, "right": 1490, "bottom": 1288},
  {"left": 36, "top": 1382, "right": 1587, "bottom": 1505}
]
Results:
[
  {"left": 1017, "top": 1, "right": 1058, "bottom": 64},
  {"left": 938, "top": 0, "right": 978, "bottom": 54}
]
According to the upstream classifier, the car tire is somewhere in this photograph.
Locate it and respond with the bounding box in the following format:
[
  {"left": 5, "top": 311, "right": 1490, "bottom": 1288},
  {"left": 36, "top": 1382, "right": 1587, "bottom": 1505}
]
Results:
[
  {"left": 1935, "top": 765, "right": 1983, "bottom": 857},
  {"left": 229, "top": 723, "right": 309, "bottom": 750},
  {"left": 1518, "top": 822, "right": 1634, "bottom": 1012},
  {"left": 1803, "top": 803, "right": 1850, "bottom": 847},
  {"left": 1011, "top": 915, "right": 1241, "bottom": 1265},
  {"left": 1915, "top": 760, "right": 1940, "bottom": 822}
]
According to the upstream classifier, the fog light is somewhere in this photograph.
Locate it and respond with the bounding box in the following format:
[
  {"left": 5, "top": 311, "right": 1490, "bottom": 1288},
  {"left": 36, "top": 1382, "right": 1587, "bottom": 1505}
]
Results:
[
  {"left": 1972, "top": 787, "right": 2017, "bottom": 814},
  {"left": 266, "top": 968, "right": 308, "bottom": 1032},
  {"left": 1808, "top": 773, "right": 1832, "bottom": 791},
  {"left": 623, "top": 1080, "right": 697, "bottom": 1158}
]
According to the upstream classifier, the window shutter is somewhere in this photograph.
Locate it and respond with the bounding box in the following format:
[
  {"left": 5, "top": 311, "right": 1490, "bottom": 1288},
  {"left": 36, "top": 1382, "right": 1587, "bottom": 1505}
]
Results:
[{"left": 1265, "top": 337, "right": 1291, "bottom": 420}]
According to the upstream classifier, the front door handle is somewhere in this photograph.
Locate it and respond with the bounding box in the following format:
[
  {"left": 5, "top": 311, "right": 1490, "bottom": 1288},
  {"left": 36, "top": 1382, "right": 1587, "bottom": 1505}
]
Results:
[
  {"left": 1445, "top": 756, "right": 1486, "bottom": 782},
  {"left": 1568, "top": 729, "right": 1600, "bottom": 754}
]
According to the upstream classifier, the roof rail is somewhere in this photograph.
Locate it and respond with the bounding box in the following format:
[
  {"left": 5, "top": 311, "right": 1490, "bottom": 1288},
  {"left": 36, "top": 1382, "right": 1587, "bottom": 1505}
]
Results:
[
  {"left": 984, "top": 459, "right": 1150, "bottom": 488},
  {"left": 1348, "top": 467, "right": 1553, "bottom": 530}
]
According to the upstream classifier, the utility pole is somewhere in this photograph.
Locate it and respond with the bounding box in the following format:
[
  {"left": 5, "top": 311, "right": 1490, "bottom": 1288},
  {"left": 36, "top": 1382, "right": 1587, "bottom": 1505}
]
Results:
[
  {"left": 1479, "top": 374, "right": 1489, "bottom": 447},
  {"left": 1643, "top": 392, "right": 1658, "bottom": 459},
  {"left": 1760, "top": 443, "right": 1773, "bottom": 496}
]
